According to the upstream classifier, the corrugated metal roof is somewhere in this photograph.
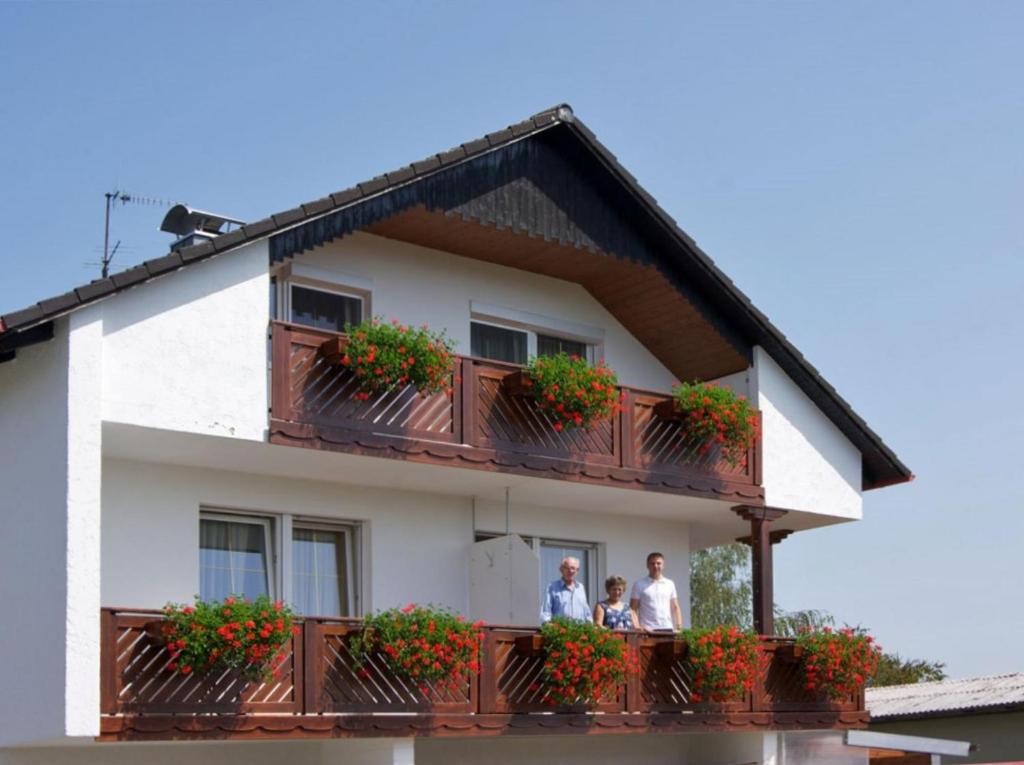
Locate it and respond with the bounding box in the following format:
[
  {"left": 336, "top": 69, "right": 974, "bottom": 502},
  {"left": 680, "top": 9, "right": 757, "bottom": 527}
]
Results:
[{"left": 867, "top": 673, "right": 1024, "bottom": 720}]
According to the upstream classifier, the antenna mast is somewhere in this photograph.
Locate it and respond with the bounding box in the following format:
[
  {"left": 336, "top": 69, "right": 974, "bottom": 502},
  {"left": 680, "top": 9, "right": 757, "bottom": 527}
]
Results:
[{"left": 99, "top": 190, "right": 180, "bottom": 278}]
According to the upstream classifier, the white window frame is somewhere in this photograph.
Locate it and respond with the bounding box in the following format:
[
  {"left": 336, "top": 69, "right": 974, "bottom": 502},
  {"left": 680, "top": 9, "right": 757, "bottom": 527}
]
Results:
[
  {"left": 284, "top": 281, "right": 367, "bottom": 328},
  {"left": 199, "top": 511, "right": 277, "bottom": 599},
  {"left": 470, "top": 318, "right": 598, "bottom": 364},
  {"left": 200, "top": 508, "right": 361, "bottom": 616}
]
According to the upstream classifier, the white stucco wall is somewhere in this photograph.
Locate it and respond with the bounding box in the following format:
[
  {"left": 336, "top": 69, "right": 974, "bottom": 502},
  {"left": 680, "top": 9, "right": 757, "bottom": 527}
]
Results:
[
  {"left": 293, "top": 233, "right": 678, "bottom": 392},
  {"left": 753, "top": 347, "right": 862, "bottom": 519},
  {"left": 101, "top": 458, "right": 692, "bottom": 622},
  {"left": 100, "top": 241, "right": 270, "bottom": 441},
  {"left": 0, "top": 307, "right": 103, "bottom": 746}
]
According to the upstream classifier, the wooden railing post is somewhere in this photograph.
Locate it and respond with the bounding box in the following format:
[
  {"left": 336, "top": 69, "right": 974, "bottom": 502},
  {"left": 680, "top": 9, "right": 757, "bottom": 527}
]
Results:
[
  {"left": 100, "top": 608, "right": 118, "bottom": 715},
  {"left": 302, "top": 619, "right": 322, "bottom": 715},
  {"left": 478, "top": 628, "right": 500, "bottom": 714},
  {"left": 617, "top": 389, "right": 635, "bottom": 469},
  {"left": 270, "top": 322, "right": 291, "bottom": 421},
  {"left": 460, "top": 358, "right": 476, "bottom": 447}
]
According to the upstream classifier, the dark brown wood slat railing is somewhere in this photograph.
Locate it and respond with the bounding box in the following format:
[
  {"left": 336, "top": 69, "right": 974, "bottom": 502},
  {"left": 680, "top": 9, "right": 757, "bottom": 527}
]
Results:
[
  {"left": 101, "top": 610, "right": 860, "bottom": 720},
  {"left": 269, "top": 323, "right": 762, "bottom": 499}
]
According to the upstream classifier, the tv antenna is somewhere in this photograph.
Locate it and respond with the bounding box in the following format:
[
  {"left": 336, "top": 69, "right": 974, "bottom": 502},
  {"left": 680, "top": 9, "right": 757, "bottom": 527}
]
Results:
[{"left": 100, "top": 190, "right": 180, "bottom": 278}]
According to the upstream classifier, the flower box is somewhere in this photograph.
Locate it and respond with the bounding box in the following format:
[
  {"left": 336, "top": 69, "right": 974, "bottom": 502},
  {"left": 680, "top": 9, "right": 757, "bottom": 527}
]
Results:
[
  {"left": 502, "top": 369, "right": 531, "bottom": 397},
  {"left": 654, "top": 639, "right": 688, "bottom": 661},
  {"left": 319, "top": 335, "right": 349, "bottom": 365},
  {"left": 652, "top": 398, "right": 685, "bottom": 421},
  {"left": 514, "top": 634, "right": 545, "bottom": 656},
  {"left": 774, "top": 643, "right": 804, "bottom": 664}
]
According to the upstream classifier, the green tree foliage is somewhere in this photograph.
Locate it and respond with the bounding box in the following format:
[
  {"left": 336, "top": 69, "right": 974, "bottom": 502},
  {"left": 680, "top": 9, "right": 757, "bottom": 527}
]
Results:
[
  {"left": 689, "top": 543, "right": 752, "bottom": 629},
  {"left": 869, "top": 652, "right": 946, "bottom": 687},
  {"left": 690, "top": 543, "right": 946, "bottom": 687}
]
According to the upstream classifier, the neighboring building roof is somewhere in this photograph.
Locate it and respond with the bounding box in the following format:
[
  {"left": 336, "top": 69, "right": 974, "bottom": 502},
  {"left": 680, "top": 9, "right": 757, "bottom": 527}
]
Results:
[
  {"left": 0, "top": 104, "right": 913, "bottom": 489},
  {"left": 867, "top": 673, "right": 1024, "bottom": 721}
]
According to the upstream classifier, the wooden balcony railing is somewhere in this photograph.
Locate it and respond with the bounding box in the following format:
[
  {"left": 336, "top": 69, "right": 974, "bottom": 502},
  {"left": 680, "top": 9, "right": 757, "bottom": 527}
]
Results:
[
  {"left": 99, "top": 609, "right": 866, "bottom": 741},
  {"left": 269, "top": 323, "right": 763, "bottom": 503}
]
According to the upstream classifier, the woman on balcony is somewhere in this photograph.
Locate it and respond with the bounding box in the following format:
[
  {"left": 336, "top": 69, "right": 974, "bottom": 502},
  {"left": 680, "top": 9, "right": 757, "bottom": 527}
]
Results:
[{"left": 593, "top": 575, "right": 637, "bottom": 630}]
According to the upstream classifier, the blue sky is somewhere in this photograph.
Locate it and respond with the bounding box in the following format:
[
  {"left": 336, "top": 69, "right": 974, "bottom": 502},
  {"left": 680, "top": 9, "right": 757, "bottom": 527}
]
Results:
[{"left": 2, "top": 2, "right": 1021, "bottom": 678}]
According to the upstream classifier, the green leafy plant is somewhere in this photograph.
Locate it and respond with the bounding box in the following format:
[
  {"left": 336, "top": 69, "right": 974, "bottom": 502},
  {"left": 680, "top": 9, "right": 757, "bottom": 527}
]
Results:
[
  {"left": 671, "top": 381, "right": 759, "bottom": 466},
  {"left": 339, "top": 317, "right": 456, "bottom": 400},
  {"left": 680, "top": 625, "right": 763, "bottom": 703},
  {"left": 522, "top": 353, "right": 621, "bottom": 431},
  {"left": 160, "top": 595, "right": 298, "bottom": 681},
  {"left": 537, "top": 617, "right": 638, "bottom": 707},
  {"left": 796, "top": 627, "right": 882, "bottom": 699},
  {"left": 348, "top": 604, "right": 484, "bottom": 696}
]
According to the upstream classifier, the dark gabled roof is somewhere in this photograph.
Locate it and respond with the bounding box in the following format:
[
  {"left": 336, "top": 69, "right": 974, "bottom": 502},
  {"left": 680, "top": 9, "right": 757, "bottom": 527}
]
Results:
[{"left": 0, "top": 104, "right": 913, "bottom": 490}]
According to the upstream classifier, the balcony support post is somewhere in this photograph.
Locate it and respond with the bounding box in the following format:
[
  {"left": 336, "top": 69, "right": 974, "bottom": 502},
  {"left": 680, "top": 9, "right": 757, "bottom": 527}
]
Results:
[{"left": 733, "top": 505, "right": 789, "bottom": 635}]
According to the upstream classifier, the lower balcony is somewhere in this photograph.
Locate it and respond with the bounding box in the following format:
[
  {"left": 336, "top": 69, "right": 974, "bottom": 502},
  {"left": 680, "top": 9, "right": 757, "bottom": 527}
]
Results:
[
  {"left": 99, "top": 608, "right": 867, "bottom": 741},
  {"left": 268, "top": 322, "right": 763, "bottom": 505}
]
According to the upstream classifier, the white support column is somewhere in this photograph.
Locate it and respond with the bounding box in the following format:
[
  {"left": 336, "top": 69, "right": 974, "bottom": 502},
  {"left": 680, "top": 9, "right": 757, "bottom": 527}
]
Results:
[{"left": 64, "top": 306, "right": 103, "bottom": 737}]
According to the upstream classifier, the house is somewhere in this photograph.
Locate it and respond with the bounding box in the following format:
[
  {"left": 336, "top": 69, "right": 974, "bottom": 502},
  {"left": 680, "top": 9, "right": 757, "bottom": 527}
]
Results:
[
  {"left": 0, "top": 104, "right": 912, "bottom": 765},
  {"left": 868, "top": 674, "right": 1024, "bottom": 764}
]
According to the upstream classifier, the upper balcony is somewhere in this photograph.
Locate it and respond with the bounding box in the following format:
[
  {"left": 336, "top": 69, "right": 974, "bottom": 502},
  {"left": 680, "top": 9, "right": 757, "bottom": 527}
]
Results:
[{"left": 269, "top": 322, "right": 763, "bottom": 506}]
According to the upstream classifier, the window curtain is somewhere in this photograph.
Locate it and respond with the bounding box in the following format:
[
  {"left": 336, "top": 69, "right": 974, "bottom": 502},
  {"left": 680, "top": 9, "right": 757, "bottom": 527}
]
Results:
[
  {"left": 291, "top": 286, "right": 362, "bottom": 332},
  {"left": 537, "top": 334, "right": 587, "bottom": 359},
  {"left": 471, "top": 323, "right": 527, "bottom": 364},
  {"left": 199, "top": 519, "right": 270, "bottom": 601},
  {"left": 292, "top": 528, "right": 348, "bottom": 617}
]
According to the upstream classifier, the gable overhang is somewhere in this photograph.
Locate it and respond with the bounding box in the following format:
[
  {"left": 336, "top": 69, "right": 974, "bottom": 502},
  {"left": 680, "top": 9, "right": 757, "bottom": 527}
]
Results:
[{"left": 0, "top": 104, "right": 912, "bottom": 490}]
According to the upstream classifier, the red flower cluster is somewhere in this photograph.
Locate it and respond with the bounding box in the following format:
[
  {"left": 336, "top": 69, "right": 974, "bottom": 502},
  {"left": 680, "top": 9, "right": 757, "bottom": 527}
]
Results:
[
  {"left": 681, "top": 625, "right": 763, "bottom": 703},
  {"left": 161, "top": 595, "right": 298, "bottom": 681},
  {"left": 523, "top": 353, "right": 621, "bottom": 432},
  {"left": 349, "top": 604, "right": 484, "bottom": 697},
  {"left": 538, "top": 618, "right": 639, "bottom": 707},
  {"left": 796, "top": 627, "right": 881, "bottom": 700},
  {"left": 338, "top": 318, "right": 456, "bottom": 400},
  {"left": 671, "top": 381, "right": 759, "bottom": 467}
]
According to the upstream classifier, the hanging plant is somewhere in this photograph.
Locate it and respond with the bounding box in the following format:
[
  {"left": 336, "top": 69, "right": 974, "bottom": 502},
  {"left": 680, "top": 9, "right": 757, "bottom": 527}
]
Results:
[
  {"left": 330, "top": 317, "right": 457, "bottom": 401},
  {"left": 796, "top": 627, "right": 881, "bottom": 700},
  {"left": 514, "top": 353, "right": 621, "bottom": 432},
  {"left": 667, "top": 381, "right": 759, "bottom": 466},
  {"left": 536, "top": 617, "right": 639, "bottom": 708},
  {"left": 680, "top": 625, "right": 763, "bottom": 704},
  {"left": 158, "top": 595, "right": 298, "bottom": 681},
  {"left": 348, "top": 604, "right": 485, "bottom": 696}
]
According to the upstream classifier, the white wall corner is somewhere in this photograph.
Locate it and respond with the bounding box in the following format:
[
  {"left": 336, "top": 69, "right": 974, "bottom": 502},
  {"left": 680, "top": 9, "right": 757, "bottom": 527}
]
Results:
[
  {"left": 753, "top": 346, "right": 863, "bottom": 520},
  {"left": 64, "top": 305, "right": 104, "bottom": 737}
]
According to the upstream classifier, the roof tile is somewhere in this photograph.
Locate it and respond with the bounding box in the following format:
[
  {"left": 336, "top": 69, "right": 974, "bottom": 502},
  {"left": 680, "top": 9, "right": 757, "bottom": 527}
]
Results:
[
  {"left": 330, "top": 187, "right": 362, "bottom": 207},
  {"left": 302, "top": 197, "right": 335, "bottom": 217},
  {"left": 1, "top": 304, "right": 46, "bottom": 329},
  {"left": 144, "top": 252, "right": 185, "bottom": 276},
  {"left": 437, "top": 146, "right": 467, "bottom": 166},
  {"left": 485, "top": 128, "right": 514, "bottom": 146},
  {"left": 238, "top": 218, "right": 276, "bottom": 239},
  {"left": 37, "top": 291, "right": 81, "bottom": 315},
  {"left": 75, "top": 279, "right": 116, "bottom": 302},
  {"left": 179, "top": 240, "right": 217, "bottom": 262},
  {"left": 412, "top": 156, "right": 441, "bottom": 174},
  {"left": 509, "top": 119, "right": 536, "bottom": 137},
  {"left": 461, "top": 137, "right": 488, "bottom": 155},
  {"left": 358, "top": 176, "right": 389, "bottom": 196},
  {"left": 272, "top": 207, "right": 306, "bottom": 228},
  {"left": 110, "top": 266, "right": 150, "bottom": 289},
  {"left": 386, "top": 166, "right": 415, "bottom": 185}
]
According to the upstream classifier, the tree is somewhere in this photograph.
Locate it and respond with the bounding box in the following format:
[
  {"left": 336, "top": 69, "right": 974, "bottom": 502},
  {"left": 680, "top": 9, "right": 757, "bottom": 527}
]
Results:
[
  {"left": 689, "top": 543, "right": 752, "bottom": 629},
  {"left": 690, "top": 543, "right": 946, "bottom": 687}
]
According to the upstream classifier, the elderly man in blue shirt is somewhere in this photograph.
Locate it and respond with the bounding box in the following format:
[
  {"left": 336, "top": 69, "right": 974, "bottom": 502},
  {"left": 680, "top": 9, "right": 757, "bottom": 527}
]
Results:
[{"left": 540, "top": 555, "right": 591, "bottom": 623}]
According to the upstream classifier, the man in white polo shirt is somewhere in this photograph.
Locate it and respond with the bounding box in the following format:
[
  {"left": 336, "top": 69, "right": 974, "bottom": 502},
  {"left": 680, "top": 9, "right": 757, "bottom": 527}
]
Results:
[{"left": 630, "top": 552, "right": 682, "bottom": 632}]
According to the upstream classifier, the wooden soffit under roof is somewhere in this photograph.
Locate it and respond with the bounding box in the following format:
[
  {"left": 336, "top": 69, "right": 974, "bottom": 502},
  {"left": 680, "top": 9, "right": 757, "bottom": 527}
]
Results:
[{"left": 366, "top": 205, "right": 749, "bottom": 383}]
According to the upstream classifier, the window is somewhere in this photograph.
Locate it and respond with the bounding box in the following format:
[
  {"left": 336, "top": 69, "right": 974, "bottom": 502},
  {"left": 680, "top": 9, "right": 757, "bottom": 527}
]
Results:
[
  {"left": 200, "top": 510, "right": 359, "bottom": 617},
  {"left": 200, "top": 514, "right": 274, "bottom": 601},
  {"left": 471, "top": 322, "right": 527, "bottom": 364},
  {"left": 471, "top": 320, "right": 594, "bottom": 364},
  {"left": 289, "top": 283, "right": 363, "bottom": 332},
  {"left": 474, "top": 531, "right": 598, "bottom": 603},
  {"left": 292, "top": 524, "right": 354, "bottom": 617}
]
